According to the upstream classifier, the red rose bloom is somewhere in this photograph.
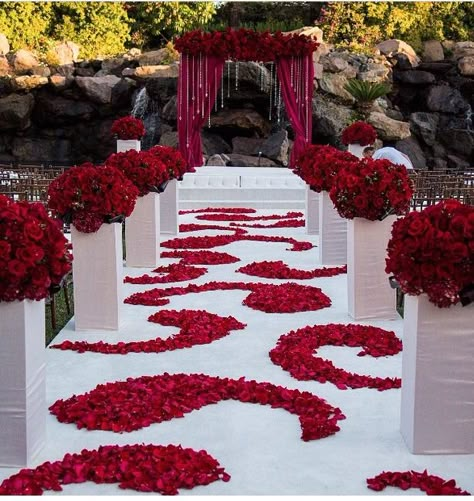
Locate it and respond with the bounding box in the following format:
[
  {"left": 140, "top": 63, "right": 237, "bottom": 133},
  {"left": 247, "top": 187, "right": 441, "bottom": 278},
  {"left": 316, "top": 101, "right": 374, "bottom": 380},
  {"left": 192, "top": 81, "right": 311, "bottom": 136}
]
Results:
[
  {"left": 111, "top": 116, "right": 145, "bottom": 140},
  {"left": 341, "top": 121, "right": 377, "bottom": 146}
]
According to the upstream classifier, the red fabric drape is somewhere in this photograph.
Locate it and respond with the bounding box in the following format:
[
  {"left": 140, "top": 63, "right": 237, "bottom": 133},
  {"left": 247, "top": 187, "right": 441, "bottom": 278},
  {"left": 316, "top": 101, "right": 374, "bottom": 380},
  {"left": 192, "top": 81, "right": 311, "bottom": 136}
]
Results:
[
  {"left": 276, "top": 55, "right": 314, "bottom": 168},
  {"left": 178, "top": 54, "right": 225, "bottom": 169}
]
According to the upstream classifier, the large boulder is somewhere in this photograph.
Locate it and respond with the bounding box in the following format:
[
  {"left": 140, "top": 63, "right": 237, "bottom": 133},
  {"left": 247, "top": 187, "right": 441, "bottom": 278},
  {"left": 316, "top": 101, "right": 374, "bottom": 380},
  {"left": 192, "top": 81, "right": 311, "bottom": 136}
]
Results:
[
  {"left": 232, "top": 136, "right": 265, "bottom": 155},
  {"left": 0, "top": 93, "right": 34, "bottom": 130},
  {"left": 439, "top": 129, "right": 474, "bottom": 157},
  {"left": 52, "top": 42, "right": 80, "bottom": 65},
  {"left": 235, "top": 61, "right": 271, "bottom": 92},
  {"left": 312, "top": 93, "right": 353, "bottom": 140},
  {"left": 11, "top": 136, "right": 72, "bottom": 163},
  {"left": 422, "top": 40, "right": 444, "bottom": 62},
  {"left": 453, "top": 41, "right": 474, "bottom": 60},
  {"left": 0, "top": 55, "right": 11, "bottom": 77},
  {"left": 0, "top": 33, "right": 9, "bottom": 55},
  {"left": 161, "top": 95, "right": 177, "bottom": 122},
  {"left": 75, "top": 75, "right": 123, "bottom": 104},
  {"left": 320, "top": 53, "right": 349, "bottom": 73},
  {"left": 395, "top": 70, "right": 435, "bottom": 85},
  {"left": 206, "top": 154, "right": 227, "bottom": 166},
  {"left": 226, "top": 153, "right": 278, "bottom": 167},
  {"left": 319, "top": 72, "right": 354, "bottom": 102},
  {"left": 286, "top": 26, "right": 323, "bottom": 42},
  {"left": 11, "top": 75, "right": 48, "bottom": 91},
  {"left": 138, "top": 49, "right": 176, "bottom": 66},
  {"left": 211, "top": 109, "right": 270, "bottom": 136},
  {"left": 260, "top": 130, "right": 289, "bottom": 165},
  {"left": 101, "top": 56, "right": 133, "bottom": 76},
  {"left": 52, "top": 64, "right": 75, "bottom": 79},
  {"left": 376, "top": 39, "right": 420, "bottom": 69},
  {"left": 159, "top": 131, "right": 178, "bottom": 148},
  {"left": 33, "top": 94, "right": 95, "bottom": 126},
  {"left": 367, "top": 112, "right": 411, "bottom": 141},
  {"left": 395, "top": 136, "right": 427, "bottom": 169},
  {"left": 426, "top": 85, "right": 469, "bottom": 114},
  {"left": 202, "top": 131, "right": 232, "bottom": 155},
  {"left": 49, "top": 75, "right": 74, "bottom": 91},
  {"left": 409, "top": 112, "right": 439, "bottom": 146},
  {"left": 11, "top": 49, "right": 39, "bottom": 75},
  {"left": 457, "top": 56, "right": 474, "bottom": 76},
  {"left": 123, "top": 64, "right": 179, "bottom": 79},
  {"left": 358, "top": 62, "right": 391, "bottom": 82}
]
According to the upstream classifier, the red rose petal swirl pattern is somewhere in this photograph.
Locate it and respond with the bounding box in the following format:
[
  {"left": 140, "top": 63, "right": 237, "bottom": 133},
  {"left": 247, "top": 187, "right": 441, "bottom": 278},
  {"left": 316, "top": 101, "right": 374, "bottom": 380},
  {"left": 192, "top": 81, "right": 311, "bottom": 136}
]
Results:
[
  {"left": 51, "top": 310, "right": 246, "bottom": 354},
  {"left": 179, "top": 223, "right": 247, "bottom": 234},
  {"left": 124, "top": 263, "right": 207, "bottom": 285},
  {"left": 229, "top": 219, "right": 305, "bottom": 228},
  {"left": 49, "top": 373, "right": 346, "bottom": 442},
  {"left": 238, "top": 260, "right": 346, "bottom": 280},
  {"left": 125, "top": 281, "right": 331, "bottom": 314},
  {"left": 195, "top": 211, "right": 303, "bottom": 221},
  {"left": 179, "top": 208, "right": 257, "bottom": 215},
  {"left": 161, "top": 250, "right": 240, "bottom": 265},
  {"left": 367, "top": 470, "right": 470, "bottom": 495},
  {"left": 0, "top": 444, "right": 230, "bottom": 495},
  {"left": 270, "top": 324, "right": 402, "bottom": 391}
]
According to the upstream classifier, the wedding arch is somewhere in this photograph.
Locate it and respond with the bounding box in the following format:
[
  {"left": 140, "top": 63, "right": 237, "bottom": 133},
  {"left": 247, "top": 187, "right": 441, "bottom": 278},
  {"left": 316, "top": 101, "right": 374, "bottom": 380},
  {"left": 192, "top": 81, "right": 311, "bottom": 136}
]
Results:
[{"left": 174, "top": 29, "right": 318, "bottom": 169}]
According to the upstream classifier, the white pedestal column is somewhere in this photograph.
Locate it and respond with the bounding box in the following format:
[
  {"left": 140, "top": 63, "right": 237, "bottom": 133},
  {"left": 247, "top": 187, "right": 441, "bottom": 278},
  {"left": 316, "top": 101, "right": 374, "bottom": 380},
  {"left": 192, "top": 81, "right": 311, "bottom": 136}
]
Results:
[
  {"left": 401, "top": 295, "right": 474, "bottom": 454},
  {"left": 117, "top": 139, "right": 141, "bottom": 153},
  {"left": 348, "top": 143, "right": 365, "bottom": 159},
  {"left": 319, "top": 190, "right": 347, "bottom": 265},
  {"left": 0, "top": 299, "right": 46, "bottom": 466},
  {"left": 71, "top": 222, "right": 123, "bottom": 330},
  {"left": 126, "top": 192, "right": 160, "bottom": 267},
  {"left": 160, "top": 179, "right": 179, "bottom": 235},
  {"left": 347, "top": 215, "right": 397, "bottom": 320},
  {"left": 305, "top": 185, "right": 319, "bottom": 235}
]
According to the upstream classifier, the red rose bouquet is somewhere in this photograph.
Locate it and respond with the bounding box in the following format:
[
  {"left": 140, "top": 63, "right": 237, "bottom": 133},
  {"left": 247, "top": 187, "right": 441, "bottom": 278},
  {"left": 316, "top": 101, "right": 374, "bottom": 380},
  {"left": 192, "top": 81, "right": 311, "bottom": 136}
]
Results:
[
  {"left": 105, "top": 150, "right": 169, "bottom": 196},
  {"left": 330, "top": 158, "right": 413, "bottom": 221},
  {"left": 294, "top": 144, "right": 358, "bottom": 192},
  {"left": 148, "top": 145, "right": 188, "bottom": 179},
  {"left": 385, "top": 199, "right": 474, "bottom": 308},
  {"left": 341, "top": 121, "right": 377, "bottom": 146},
  {"left": 47, "top": 163, "right": 139, "bottom": 233},
  {"left": 0, "top": 195, "right": 73, "bottom": 302},
  {"left": 111, "top": 116, "right": 145, "bottom": 140}
]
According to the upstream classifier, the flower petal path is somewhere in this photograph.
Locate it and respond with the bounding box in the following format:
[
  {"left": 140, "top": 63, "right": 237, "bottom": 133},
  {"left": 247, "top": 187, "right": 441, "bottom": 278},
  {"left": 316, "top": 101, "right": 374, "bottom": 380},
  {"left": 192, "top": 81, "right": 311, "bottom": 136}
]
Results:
[
  {"left": 237, "top": 260, "right": 347, "bottom": 279},
  {"left": 48, "top": 373, "right": 346, "bottom": 442}
]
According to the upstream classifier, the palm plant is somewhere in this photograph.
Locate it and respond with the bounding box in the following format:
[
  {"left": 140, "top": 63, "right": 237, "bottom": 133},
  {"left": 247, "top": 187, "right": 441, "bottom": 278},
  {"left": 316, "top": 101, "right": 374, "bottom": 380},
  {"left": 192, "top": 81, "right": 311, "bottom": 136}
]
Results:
[{"left": 344, "top": 79, "right": 391, "bottom": 118}]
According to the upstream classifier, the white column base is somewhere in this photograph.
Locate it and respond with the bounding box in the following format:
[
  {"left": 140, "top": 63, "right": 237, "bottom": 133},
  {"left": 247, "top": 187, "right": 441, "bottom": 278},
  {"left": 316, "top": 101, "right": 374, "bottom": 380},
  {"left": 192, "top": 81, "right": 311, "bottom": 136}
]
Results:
[
  {"left": 71, "top": 223, "right": 123, "bottom": 330},
  {"left": 319, "top": 190, "right": 347, "bottom": 265},
  {"left": 401, "top": 295, "right": 474, "bottom": 454},
  {"left": 160, "top": 179, "right": 179, "bottom": 235},
  {"left": 347, "top": 216, "right": 397, "bottom": 320},
  {"left": 117, "top": 139, "right": 141, "bottom": 153},
  {"left": 0, "top": 300, "right": 46, "bottom": 466},
  {"left": 126, "top": 192, "right": 160, "bottom": 267},
  {"left": 348, "top": 143, "right": 365, "bottom": 159},
  {"left": 305, "top": 185, "right": 319, "bottom": 235}
]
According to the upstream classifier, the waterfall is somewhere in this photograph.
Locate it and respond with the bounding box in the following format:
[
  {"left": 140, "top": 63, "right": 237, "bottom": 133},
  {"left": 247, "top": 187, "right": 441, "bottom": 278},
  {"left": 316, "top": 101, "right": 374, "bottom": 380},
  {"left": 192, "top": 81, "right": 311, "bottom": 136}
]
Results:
[
  {"left": 131, "top": 87, "right": 161, "bottom": 150},
  {"left": 465, "top": 104, "right": 472, "bottom": 132}
]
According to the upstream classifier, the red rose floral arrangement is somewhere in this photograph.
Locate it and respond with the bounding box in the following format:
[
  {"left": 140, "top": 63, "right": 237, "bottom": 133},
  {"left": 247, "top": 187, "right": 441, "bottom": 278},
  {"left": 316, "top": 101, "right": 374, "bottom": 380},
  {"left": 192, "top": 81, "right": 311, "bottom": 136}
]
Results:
[
  {"left": 341, "top": 121, "right": 377, "bottom": 146},
  {"left": 148, "top": 145, "right": 189, "bottom": 179},
  {"left": 385, "top": 199, "right": 473, "bottom": 308},
  {"left": 294, "top": 144, "right": 358, "bottom": 192},
  {"left": 330, "top": 158, "right": 413, "bottom": 221},
  {"left": 111, "top": 116, "right": 145, "bottom": 140},
  {"left": 105, "top": 150, "right": 169, "bottom": 196},
  {"left": 0, "top": 195, "right": 72, "bottom": 302},
  {"left": 47, "top": 163, "right": 139, "bottom": 233}
]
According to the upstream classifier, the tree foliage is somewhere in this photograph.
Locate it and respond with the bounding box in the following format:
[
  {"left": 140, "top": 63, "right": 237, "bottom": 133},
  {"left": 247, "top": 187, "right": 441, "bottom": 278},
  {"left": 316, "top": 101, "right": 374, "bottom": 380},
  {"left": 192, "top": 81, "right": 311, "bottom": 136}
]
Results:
[{"left": 318, "top": 2, "right": 474, "bottom": 52}]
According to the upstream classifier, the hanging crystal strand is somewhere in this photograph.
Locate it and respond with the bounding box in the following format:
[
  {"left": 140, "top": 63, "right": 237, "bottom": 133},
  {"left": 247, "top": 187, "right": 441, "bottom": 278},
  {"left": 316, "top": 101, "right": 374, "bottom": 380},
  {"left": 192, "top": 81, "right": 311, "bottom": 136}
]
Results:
[
  {"left": 227, "top": 60, "right": 230, "bottom": 97},
  {"left": 260, "top": 63, "right": 264, "bottom": 91},
  {"left": 268, "top": 62, "right": 273, "bottom": 121},
  {"left": 296, "top": 56, "right": 300, "bottom": 106},
  {"left": 306, "top": 56, "right": 311, "bottom": 142},
  {"left": 185, "top": 54, "right": 189, "bottom": 147},
  {"left": 274, "top": 62, "right": 278, "bottom": 106},
  {"left": 235, "top": 61, "right": 239, "bottom": 90},
  {"left": 277, "top": 78, "right": 282, "bottom": 124},
  {"left": 214, "top": 67, "right": 218, "bottom": 112},
  {"left": 290, "top": 56, "right": 294, "bottom": 89},
  {"left": 221, "top": 64, "right": 225, "bottom": 108},
  {"left": 178, "top": 54, "right": 183, "bottom": 122}
]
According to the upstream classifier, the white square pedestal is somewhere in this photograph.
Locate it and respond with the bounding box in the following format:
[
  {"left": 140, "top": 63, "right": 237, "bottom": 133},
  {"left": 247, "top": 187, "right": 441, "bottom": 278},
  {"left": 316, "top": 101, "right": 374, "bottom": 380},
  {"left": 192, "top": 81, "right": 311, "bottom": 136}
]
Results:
[
  {"left": 126, "top": 192, "right": 160, "bottom": 267},
  {"left": 117, "top": 139, "right": 141, "bottom": 153},
  {"left": 401, "top": 295, "right": 474, "bottom": 454},
  {"left": 0, "top": 299, "right": 46, "bottom": 466},
  {"left": 160, "top": 179, "right": 179, "bottom": 235},
  {"left": 71, "top": 222, "right": 123, "bottom": 330},
  {"left": 319, "top": 190, "right": 347, "bottom": 265},
  {"left": 348, "top": 143, "right": 365, "bottom": 159},
  {"left": 305, "top": 185, "right": 319, "bottom": 235},
  {"left": 347, "top": 216, "right": 397, "bottom": 320}
]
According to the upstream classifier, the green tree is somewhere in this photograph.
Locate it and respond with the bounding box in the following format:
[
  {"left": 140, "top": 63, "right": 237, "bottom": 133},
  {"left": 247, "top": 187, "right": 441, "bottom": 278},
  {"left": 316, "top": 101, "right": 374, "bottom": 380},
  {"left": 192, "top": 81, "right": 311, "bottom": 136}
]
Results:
[
  {"left": 0, "top": 2, "right": 54, "bottom": 51},
  {"left": 50, "top": 2, "right": 131, "bottom": 58},
  {"left": 126, "top": 2, "right": 216, "bottom": 48}
]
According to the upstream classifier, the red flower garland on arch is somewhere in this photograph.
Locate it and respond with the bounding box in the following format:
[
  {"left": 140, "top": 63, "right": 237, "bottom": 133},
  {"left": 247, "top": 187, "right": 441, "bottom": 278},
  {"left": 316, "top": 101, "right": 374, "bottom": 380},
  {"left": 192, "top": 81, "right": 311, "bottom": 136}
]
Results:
[
  {"left": 124, "top": 263, "right": 208, "bottom": 285},
  {"left": 269, "top": 324, "right": 402, "bottom": 391},
  {"left": 51, "top": 309, "right": 246, "bottom": 355},
  {"left": 341, "top": 121, "right": 377, "bottom": 146},
  {"left": 367, "top": 470, "right": 471, "bottom": 495},
  {"left": 124, "top": 281, "right": 331, "bottom": 314},
  {"left": 238, "top": 260, "right": 346, "bottom": 280},
  {"left": 161, "top": 250, "right": 240, "bottom": 265},
  {"left": 162, "top": 234, "right": 313, "bottom": 251},
  {"left": 49, "top": 373, "right": 345, "bottom": 442},
  {"left": 0, "top": 444, "right": 230, "bottom": 495}
]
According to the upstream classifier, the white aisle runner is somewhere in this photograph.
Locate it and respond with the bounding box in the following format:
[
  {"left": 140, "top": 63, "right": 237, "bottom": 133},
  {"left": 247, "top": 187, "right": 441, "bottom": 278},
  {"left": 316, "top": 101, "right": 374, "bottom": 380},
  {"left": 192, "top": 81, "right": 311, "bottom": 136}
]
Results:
[{"left": 0, "top": 208, "right": 473, "bottom": 496}]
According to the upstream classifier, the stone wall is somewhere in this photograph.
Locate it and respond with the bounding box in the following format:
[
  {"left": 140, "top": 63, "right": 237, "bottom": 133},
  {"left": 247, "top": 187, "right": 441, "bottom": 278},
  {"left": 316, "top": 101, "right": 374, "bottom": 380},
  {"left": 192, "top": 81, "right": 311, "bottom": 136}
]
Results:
[{"left": 0, "top": 34, "right": 473, "bottom": 169}]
